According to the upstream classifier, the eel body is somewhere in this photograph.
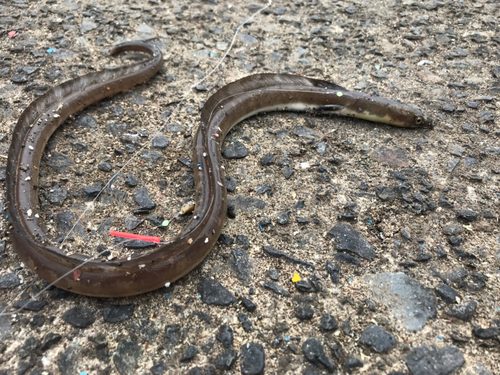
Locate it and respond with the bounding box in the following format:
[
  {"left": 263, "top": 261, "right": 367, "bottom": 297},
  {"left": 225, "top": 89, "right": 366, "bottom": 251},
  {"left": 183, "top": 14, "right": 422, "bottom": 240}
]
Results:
[{"left": 6, "top": 42, "right": 431, "bottom": 297}]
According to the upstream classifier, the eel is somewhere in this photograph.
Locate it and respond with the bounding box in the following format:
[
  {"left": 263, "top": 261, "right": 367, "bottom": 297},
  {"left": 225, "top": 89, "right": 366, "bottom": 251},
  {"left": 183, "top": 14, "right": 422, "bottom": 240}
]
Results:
[{"left": 6, "top": 42, "right": 432, "bottom": 297}]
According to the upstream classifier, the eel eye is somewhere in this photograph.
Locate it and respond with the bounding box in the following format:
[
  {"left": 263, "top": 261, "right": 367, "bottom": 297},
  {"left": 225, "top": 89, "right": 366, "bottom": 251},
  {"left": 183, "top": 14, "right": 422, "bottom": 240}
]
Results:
[{"left": 416, "top": 117, "right": 423, "bottom": 125}]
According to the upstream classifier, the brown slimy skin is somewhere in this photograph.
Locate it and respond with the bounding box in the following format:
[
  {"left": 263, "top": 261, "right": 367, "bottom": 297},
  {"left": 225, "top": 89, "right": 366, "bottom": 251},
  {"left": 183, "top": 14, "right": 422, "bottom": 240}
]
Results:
[{"left": 6, "top": 43, "right": 431, "bottom": 297}]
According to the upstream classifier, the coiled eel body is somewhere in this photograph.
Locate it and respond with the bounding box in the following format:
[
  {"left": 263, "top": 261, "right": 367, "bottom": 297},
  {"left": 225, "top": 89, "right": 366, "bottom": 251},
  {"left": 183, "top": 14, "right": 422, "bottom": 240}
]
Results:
[{"left": 6, "top": 42, "right": 431, "bottom": 297}]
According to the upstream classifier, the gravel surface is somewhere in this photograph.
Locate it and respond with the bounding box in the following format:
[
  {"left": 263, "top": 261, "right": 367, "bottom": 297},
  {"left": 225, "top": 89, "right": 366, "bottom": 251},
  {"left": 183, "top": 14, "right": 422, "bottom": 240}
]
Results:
[{"left": 0, "top": 0, "right": 499, "bottom": 374}]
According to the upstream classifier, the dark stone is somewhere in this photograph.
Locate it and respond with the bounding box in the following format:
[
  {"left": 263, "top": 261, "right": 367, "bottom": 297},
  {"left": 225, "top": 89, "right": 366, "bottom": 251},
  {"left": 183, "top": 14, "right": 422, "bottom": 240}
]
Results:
[
  {"left": 88, "top": 333, "right": 109, "bottom": 363},
  {"left": 0, "top": 273, "right": 24, "bottom": 289},
  {"left": 320, "top": 314, "right": 338, "bottom": 331},
  {"left": 228, "top": 195, "right": 266, "bottom": 212},
  {"left": 359, "top": 325, "right": 397, "bottom": 353},
  {"left": 260, "top": 218, "right": 273, "bottom": 229},
  {"left": 327, "top": 223, "right": 376, "bottom": 260},
  {"left": 293, "top": 126, "right": 320, "bottom": 139},
  {"left": 194, "top": 311, "right": 211, "bottom": 325},
  {"left": 473, "top": 327, "right": 500, "bottom": 340},
  {"left": 19, "top": 337, "right": 41, "bottom": 359},
  {"left": 260, "top": 153, "right": 274, "bottom": 166},
  {"left": 433, "top": 267, "right": 468, "bottom": 283},
  {"left": 45, "top": 66, "right": 62, "bottom": 81},
  {"left": 222, "top": 141, "right": 248, "bottom": 159},
  {"left": 113, "top": 106, "right": 125, "bottom": 117},
  {"left": 445, "top": 300, "right": 477, "bottom": 321},
  {"left": 225, "top": 176, "right": 237, "bottom": 192},
  {"left": 446, "top": 159, "right": 460, "bottom": 173},
  {"left": 46, "top": 152, "right": 73, "bottom": 172},
  {"left": 478, "top": 110, "right": 494, "bottom": 122},
  {"left": 283, "top": 166, "right": 294, "bottom": 179},
  {"left": 141, "top": 150, "right": 163, "bottom": 163},
  {"left": 442, "top": 223, "right": 463, "bottom": 236},
  {"left": 262, "top": 245, "right": 315, "bottom": 269},
  {"left": 344, "top": 355, "right": 364, "bottom": 372},
  {"left": 124, "top": 216, "right": 143, "bottom": 230},
  {"left": 464, "top": 157, "right": 478, "bottom": 167},
  {"left": 302, "top": 366, "right": 321, "bottom": 375},
  {"left": 216, "top": 325, "right": 233, "bottom": 348},
  {"left": 30, "top": 314, "right": 45, "bottom": 328},
  {"left": 117, "top": 239, "right": 157, "bottom": 249},
  {"left": 163, "top": 324, "right": 180, "bottom": 349},
  {"left": 238, "top": 313, "right": 252, "bottom": 332},
  {"left": 275, "top": 210, "right": 290, "bottom": 225},
  {"left": 150, "top": 362, "right": 168, "bottom": 375},
  {"left": 337, "top": 212, "right": 358, "bottom": 222},
  {"left": 494, "top": 65, "right": 500, "bottom": 79},
  {"left": 113, "top": 339, "right": 142, "bottom": 374},
  {"left": 166, "top": 123, "right": 186, "bottom": 132},
  {"left": 11, "top": 70, "right": 29, "bottom": 83},
  {"left": 125, "top": 144, "right": 135, "bottom": 154},
  {"left": 405, "top": 345, "right": 465, "bottom": 375},
  {"left": 268, "top": 269, "right": 279, "bottom": 280},
  {"left": 55, "top": 211, "right": 87, "bottom": 239},
  {"left": 301, "top": 338, "right": 336, "bottom": 373},
  {"left": 255, "top": 184, "right": 272, "bottom": 195},
  {"left": 295, "top": 303, "right": 314, "bottom": 320},
  {"left": 240, "top": 343, "right": 265, "bottom": 375},
  {"left": 17, "top": 354, "right": 36, "bottom": 374},
  {"left": 215, "top": 349, "right": 238, "bottom": 370},
  {"left": 375, "top": 185, "right": 396, "bottom": 201},
  {"left": 229, "top": 248, "right": 253, "bottom": 282},
  {"left": 152, "top": 135, "right": 169, "bottom": 149},
  {"left": 98, "top": 162, "right": 112, "bottom": 172},
  {"left": 334, "top": 253, "right": 361, "bottom": 265},
  {"left": 452, "top": 247, "right": 476, "bottom": 259},
  {"left": 218, "top": 233, "right": 234, "bottom": 246},
  {"left": 82, "top": 182, "right": 103, "bottom": 199},
  {"left": 442, "top": 104, "right": 455, "bottom": 112},
  {"left": 57, "top": 345, "right": 80, "bottom": 374},
  {"left": 186, "top": 367, "right": 202, "bottom": 375},
  {"left": 296, "top": 216, "right": 310, "bottom": 224},
  {"left": 262, "top": 281, "right": 290, "bottom": 297},
  {"left": 436, "top": 284, "right": 459, "bottom": 304},
  {"left": 13, "top": 300, "right": 46, "bottom": 311},
  {"left": 448, "top": 236, "right": 462, "bottom": 246},
  {"left": 62, "top": 307, "right": 95, "bottom": 328},
  {"left": 102, "top": 304, "right": 135, "bottom": 323},
  {"left": 364, "top": 299, "right": 377, "bottom": 312},
  {"left": 462, "top": 123, "right": 474, "bottom": 132},
  {"left": 44, "top": 185, "right": 68, "bottom": 205},
  {"left": 457, "top": 209, "right": 478, "bottom": 222},
  {"left": 295, "top": 280, "right": 312, "bottom": 292},
  {"left": 401, "top": 227, "right": 411, "bottom": 240},
  {"left": 133, "top": 187, "right": 156, "bottom": 210},
  {"left": 439, "top": 195, "right": 454, "bottom": 208},
  {"left": 392, "top": 171, "right": 408, "bottom": 181},
  {"left": 416, "top": 252, "right": 432, "bottom": 262},
  {"left": 241, "top": 297, "right": 257, "bottom": 312},
  {"left": 326, "top": 261, "right": 340, "bottom": 285},
  {"left": 41, "top": 333, "right": 62, "bottom": 351},
  {"left": 198, "top": 277, "right": 236, "bottom": 305},
  {"left": 106, "top": 122, "right": 126, "bottom": 134},
  {"left": 180, "top": 346, "right": 198, "bottom": 362},
  {"left": 125, "top": 174, "right": 138, "bottom": 187},
  {"left": 274, "top": 7, "right": 287, "bottom": 15}
]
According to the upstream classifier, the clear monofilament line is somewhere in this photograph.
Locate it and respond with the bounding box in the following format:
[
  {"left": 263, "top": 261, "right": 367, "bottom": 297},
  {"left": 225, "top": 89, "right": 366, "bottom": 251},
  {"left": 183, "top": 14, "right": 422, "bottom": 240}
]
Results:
[{"left": 0, "top": 1, "right": 272, "bottom": 317}]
